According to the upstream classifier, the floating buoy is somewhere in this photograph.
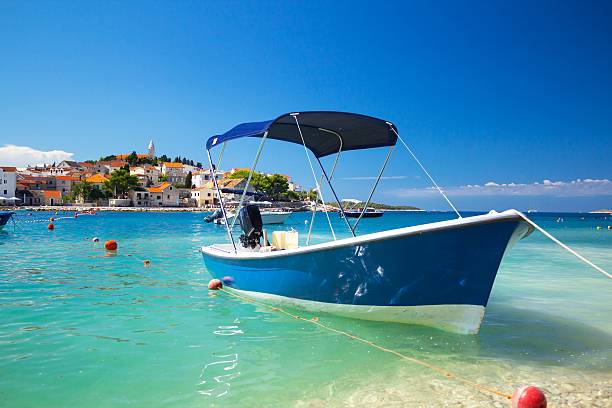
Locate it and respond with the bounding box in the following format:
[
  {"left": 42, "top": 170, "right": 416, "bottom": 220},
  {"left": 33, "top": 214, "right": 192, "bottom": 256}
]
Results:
[
  {"left": 208, "top": 279, "right": 223, "bottom": 290},
  {"left": 47, "top": 223, "right": 54, "bottom": 230},
  {"left": 512, "top": 385, "right": 547, "bottom": 408},
  {"left": 143, "top": 260, "right": 150, "bottom": 267},
  {"left": 608, "top": 225, "right": 611, "bottom": 230},
  {"left": 50, "top": 217, "right": 54, "bottom": 222},
  {"left": 104, "top": 240, "right": 118, "bottom": 251},
  {"left": 92, "top": 237, "right": 99, "bottom": 242}
]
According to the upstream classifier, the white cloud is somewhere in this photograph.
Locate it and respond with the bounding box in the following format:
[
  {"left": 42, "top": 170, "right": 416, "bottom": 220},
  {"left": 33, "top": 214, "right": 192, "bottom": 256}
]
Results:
[
  {"left": 0, "top": 145, "right": 75, "bottom": 168},
  {"left": 388, "top": 178, "right": 612, "bottom": 198}
]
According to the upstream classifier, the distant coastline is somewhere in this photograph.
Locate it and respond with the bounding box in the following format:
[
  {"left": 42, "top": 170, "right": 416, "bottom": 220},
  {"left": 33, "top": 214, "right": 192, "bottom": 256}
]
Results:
[{"left": 590, "top": 209, "right": 612, "bottom": 214}]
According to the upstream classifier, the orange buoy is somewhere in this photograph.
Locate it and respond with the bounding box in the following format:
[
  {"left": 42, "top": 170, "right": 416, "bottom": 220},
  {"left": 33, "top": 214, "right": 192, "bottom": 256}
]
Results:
[
  {"left": 104, "top": 240, "right": 118, "bottom": 251},
  {"left": 512, "top": 386, "right": 547, "bottom": 408},
  {"left": 143, "top": 260, "right": 151, "bottom": 267},
  {"left": 50, "top": 217, "right": 54, "bottom": 222},
  {"left": 47, "top": 223, "right": 54, "bottom": 230},
  {"left": 208, "top": 279, "right": 223, "bottom": 290}
]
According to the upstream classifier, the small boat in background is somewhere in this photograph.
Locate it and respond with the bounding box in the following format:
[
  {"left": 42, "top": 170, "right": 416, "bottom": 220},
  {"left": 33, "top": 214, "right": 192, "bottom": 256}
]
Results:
[
  {"left": 0, "top": 211, "right": 15, "bottom": 230},
  {"left": 341, "top": 198, "right": 384, "bottom": 218},
  {"left": 215, "top": 209, "right": 292, "bottom": 225},
  {"left": 207, "top": 201, "right": 292, "bottom": 225}
]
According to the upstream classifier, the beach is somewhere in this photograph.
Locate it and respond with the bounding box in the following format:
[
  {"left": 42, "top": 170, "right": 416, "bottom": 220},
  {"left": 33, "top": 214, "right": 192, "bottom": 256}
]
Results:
[{"left": 0, "top": 210, "right": 610, "bottom": 407}]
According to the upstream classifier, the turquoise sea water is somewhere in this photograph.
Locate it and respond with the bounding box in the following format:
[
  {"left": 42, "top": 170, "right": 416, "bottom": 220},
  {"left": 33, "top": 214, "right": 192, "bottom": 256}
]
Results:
[{"left": 0, "top": 210, "right": 610, "bottom": 407}]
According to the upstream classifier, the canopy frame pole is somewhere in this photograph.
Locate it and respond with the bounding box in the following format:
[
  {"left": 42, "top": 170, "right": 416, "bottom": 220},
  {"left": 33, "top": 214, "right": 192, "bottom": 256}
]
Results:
[
  {"left": 230, "top": 131, "right": 269, "bottom": 230},
  {"left": 353, "top": 145, "right": 394, "bottom": 232},
  {"left": 206, "top": 149, "right": 237, "bottom": 252},
  {"left": 316, "top": 156, "right": 355, "bottom": 237},
  {"left": 389, "top": 126, "right": 461, "bottom": 218},
  {"left": 307, "top": 129, "right": 346, "bottom": 244},
  {"left": 291, "top": 113, "right": 336, "bottom": 241},
  {"left": 216, "top": 141, "right": 227, "bottom": 170}
]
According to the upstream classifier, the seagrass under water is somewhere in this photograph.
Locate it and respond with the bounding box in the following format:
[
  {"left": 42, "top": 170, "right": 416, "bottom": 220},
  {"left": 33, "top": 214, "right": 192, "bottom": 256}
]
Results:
[{"left": 0, "top": 211, "right": 610, "bottom": 407}]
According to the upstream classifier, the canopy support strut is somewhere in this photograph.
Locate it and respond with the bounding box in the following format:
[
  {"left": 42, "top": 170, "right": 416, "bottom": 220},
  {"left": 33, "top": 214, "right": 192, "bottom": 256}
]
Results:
[
  {"left": 353, "top": 145, "right": 394, "bottom": 232},
  {"left": 390, "top": 126, "right": 461, "bottom": 218},
  {"left": 207, "top": 149, "right": 237, "bottom": 252},
  {"left": 230, "top": 131, "right": 269, "bottom": 230},
  {"left": 292, "top": 113, "right": 336, "bottom": 241}
]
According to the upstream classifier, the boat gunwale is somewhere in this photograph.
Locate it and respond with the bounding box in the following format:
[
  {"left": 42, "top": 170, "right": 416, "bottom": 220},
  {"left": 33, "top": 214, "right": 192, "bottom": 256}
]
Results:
[{"left": 202, "top": 209, "right": 530, "bottom": 260}]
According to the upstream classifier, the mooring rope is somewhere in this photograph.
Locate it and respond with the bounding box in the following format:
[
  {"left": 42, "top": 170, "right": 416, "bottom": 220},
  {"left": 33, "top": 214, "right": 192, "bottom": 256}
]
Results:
[
  {"left": 518, "top": 212, "right": 611, "bottom": 279},
  {"left": 390, "top": 127, "right": 462, "bottom": 218},
  {"left": 217, "top": 287, "right": 513, "bottom": 401}
]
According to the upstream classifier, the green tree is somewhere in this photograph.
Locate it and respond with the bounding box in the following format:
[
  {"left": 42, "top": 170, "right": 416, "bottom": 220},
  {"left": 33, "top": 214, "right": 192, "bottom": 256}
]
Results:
[
  {"left": 104, "top": 169, "right": 139, "bottom": 198},
  {"left": 159, "top": 174, "right": 168, "bottom": 182},
  {"left": 265, "top": 174, "right": 289, "bottom": 200},
  {"left": 185, "top": 171, "right": 193, "bottom": 188},
  {"left": 99, "top": 155, "right": 117, "bottom": 162},
  {"left": 70, "top": 182, "right": 93, "bottom": 203},
  {"left": 126, "top": 151, "right": 139, "bottom": 166}
]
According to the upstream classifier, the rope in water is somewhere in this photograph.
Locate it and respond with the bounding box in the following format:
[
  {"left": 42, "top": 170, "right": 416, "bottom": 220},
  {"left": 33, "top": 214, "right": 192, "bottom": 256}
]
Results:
[
  {"left": 517, "top": 213, "right": 611, "bottom": 280},
  {"left": 217, "top": 287, "right": 513, "bottom": 401}
]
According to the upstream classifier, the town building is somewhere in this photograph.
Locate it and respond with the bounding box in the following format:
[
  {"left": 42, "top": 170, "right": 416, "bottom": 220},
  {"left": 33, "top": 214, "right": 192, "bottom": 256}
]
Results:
[
  {"left": 0, "top": 166, "right": 17, "bottom": 202},
  {"left": 160, "top": 162, "right": 187, "bottom": 185},
  {"left": 147, "top": 182, "right": 179, "bottom": 206},
  {"left": 55, "top": 176, "right": 81, "bottom": 197},
  {"left": 191, "top": 185, "right": 218, "bottom": 207},
  {"left": 130, "top": 165, "right": 160, "bottom": 187},
  {"left": 216, "top": 178, "right": 255, "bottom": 200},
  {"left": 85, "top": 174, "right": 109, "bottom": 190},
  {"left": 42, "top": 190, "right": 62, "bottom": 206}
]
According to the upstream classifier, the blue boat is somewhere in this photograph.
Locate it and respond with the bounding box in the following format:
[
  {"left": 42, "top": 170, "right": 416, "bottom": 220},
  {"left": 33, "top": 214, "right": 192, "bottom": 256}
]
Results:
[
  {"left": 201, "top": 112, "right": 533, "bottom": 334},
  {"left": 0, "top": 211, "right": 14, "bottom": 230}
]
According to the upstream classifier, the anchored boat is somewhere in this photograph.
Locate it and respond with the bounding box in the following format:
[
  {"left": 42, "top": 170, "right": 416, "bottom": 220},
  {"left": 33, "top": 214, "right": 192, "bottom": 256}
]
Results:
[
  {"left": 341, "top": 198, "right": 384, "bottom": 218},
  {"left": 201, "top": 111, "right": 533, "bottom": 334},
  {"left": 0, "top": 211, "right": 14, "bottom": 230}
]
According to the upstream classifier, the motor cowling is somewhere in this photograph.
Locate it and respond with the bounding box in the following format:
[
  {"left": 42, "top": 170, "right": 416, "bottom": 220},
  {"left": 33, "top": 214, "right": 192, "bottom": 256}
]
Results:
[
  {"left": 204, "top": 208, "right": 223, "bottom": 223},
  {"left": 238, "top": 204, "right": 263, "bottom": 248}
]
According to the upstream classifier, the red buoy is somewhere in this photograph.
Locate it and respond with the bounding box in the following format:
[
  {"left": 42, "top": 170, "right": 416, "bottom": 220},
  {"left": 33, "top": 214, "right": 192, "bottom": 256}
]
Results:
[
  {"left": 143, "top": 260, "right": 151, "bottom": 267},
  {"left": 104, "top": 240, "right": 118, "bottom": 251},
  {"left": 208, "top": 279, "right": 223, "bottom": 290},
  {"left": 50, "top": 217, "right": 54, "bottom": 222},
  {"left": 47, "top": 223, "right": 54, "bottom": 230},
  {"left": 512, "top": 386, "right": 547, "bottom": 408}
]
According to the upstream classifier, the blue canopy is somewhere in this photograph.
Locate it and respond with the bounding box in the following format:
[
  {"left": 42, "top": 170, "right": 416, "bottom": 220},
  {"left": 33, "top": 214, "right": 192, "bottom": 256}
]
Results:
[{"left": 206, "top": 111, "right": 397, "bottom": 158}]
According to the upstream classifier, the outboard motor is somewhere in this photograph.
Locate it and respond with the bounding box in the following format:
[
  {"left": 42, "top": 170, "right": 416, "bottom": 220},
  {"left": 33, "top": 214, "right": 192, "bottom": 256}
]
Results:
[
  {"left": 238, "top": 204, "right": 263, "bottom": 248},
  {"left": 204, "top": 208, "right": 223, "bottom": 223}
]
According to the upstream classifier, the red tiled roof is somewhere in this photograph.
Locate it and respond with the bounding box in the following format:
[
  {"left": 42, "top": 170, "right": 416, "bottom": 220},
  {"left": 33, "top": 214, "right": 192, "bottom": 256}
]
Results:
[
  {"left": 43, "top": 190, "right": 62, "bottom": 198},
  {"left": 148, "top": 182, "right": 171, "bottom": 193},
  {"left": 55, "top": 176, "right": 80, "bottom": 181},
  {"left": 86, "top": 174, "right": 109, "bottom": 183},
  {"left": 0, "top": 166, "right": 17, "bottom": 172}
]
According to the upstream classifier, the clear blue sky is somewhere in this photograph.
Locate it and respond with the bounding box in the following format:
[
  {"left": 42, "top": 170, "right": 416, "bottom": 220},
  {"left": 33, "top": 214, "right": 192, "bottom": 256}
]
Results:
[{"left": 1, "top": 0, "right": 611, "bottom": 211}]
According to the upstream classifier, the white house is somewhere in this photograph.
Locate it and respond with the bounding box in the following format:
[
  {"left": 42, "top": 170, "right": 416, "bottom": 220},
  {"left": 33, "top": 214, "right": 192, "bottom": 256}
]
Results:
[
  {"left": 191, "top": 185, "right": 218, "bottom": 207},
  {"left": 192, "top": 169, "right": 212, "bottom": 188},
  {"left": 160, "top": 162, "right": 187, "bottom": 185},
  {"left": 0, "top": 166, "right": 17, "bottom": 201},
  {"left": 130, "top": 165, "right": 160, "bottom": 187},
  {"left": 147, "top": 182, "right": 180, "bottom": 207}
]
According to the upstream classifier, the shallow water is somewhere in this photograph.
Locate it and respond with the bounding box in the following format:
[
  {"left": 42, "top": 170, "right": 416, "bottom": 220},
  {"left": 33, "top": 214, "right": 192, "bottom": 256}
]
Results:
[{"left": 0, "top": 210, "right": 610, "bottom": 407}]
